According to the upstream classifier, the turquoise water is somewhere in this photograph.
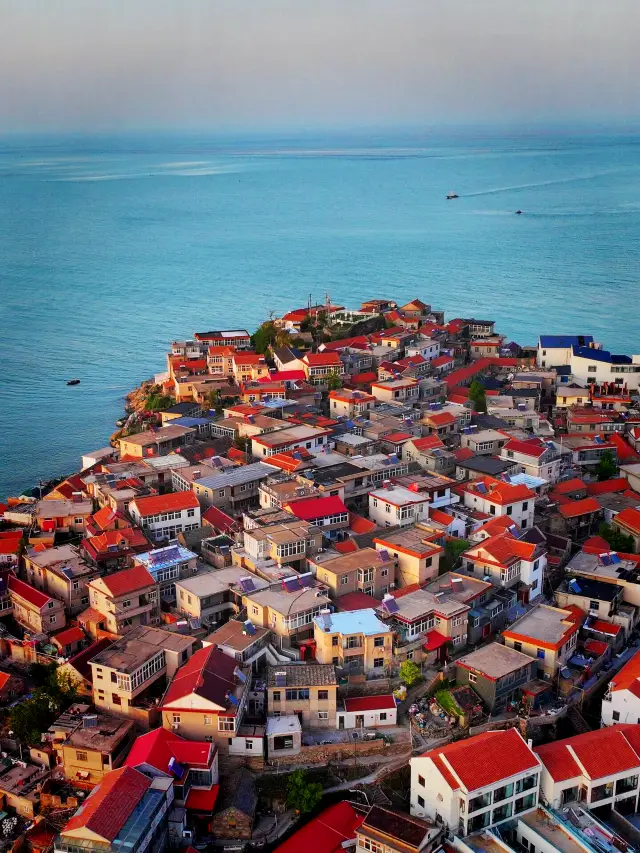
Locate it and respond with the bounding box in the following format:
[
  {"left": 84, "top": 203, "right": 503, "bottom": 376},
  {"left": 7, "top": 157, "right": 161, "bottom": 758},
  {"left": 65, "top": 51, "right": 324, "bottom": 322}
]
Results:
[{"left": 1, "top": 130, "right": 639, "bottom": 497}]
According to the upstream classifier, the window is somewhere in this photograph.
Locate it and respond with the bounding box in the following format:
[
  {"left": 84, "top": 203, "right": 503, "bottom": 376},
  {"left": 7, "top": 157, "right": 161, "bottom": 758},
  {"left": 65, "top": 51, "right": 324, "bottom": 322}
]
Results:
[
  {"left": 245, "top": 740, "right": 253, "bottom": 750},
  {"left": 417, "top": 795, "right": 425, "bottom": 808},
  {"left": 361, "top": 840, "right": 383, "bottom": 853},
  {"left": 468, "top": 672, "right": 478, "bottom": 684},
  {"left": 73, "top": 580, "right": 80, "bottom": 590},
  {"left": 341, "top": 576, "right": 349, "bottom": 585},
  {"left": 172, "top": 714, "right": 181, "bottom": 724},
  {"left": 204, "top": 715, "right": 213, "bottom": 726},
  {"left": 219, "top": 718, "right": 235, "bottom": 732},
  {"left": 374, "top": 636, "right": 385, "bottom": 647},
  {"left": 506, "top": 506, "right": 513, "bottom": 516},
  {"left": 588, "top": 365, "right": 597, "bottom": 373},
  {"left": 379, "top": 712, "right": 387, "bottom": 721},
  {"left": 187, "top": 509, "right": 195, "bottom": 517},
  {"left": 123, "top": 599, "right": 131, "bottom": 609},
  {"left": 318, "top": 711, "right": 329, "bottom": 720},
  {"left": 318, "top": 690, "right": 329, "bottom": 701},
  {"left": 272, "top": 691, "right": 281, "bottom": 702},
  {"left": 522, "top": 502, "right": 529, "bottom": 511},
  {"left": 48, "top": 600, "right": 55, "bottom": 609},
  {"left": 589, "top": 600, "right": 599, "bottom": 611},
  {"left": 613, "top": 711, "right": 621, "bottom": 721},
  {"left": 76, "top": 751, "right": 88, "bottom": 762},
  {"left": 514, "top": 642, "right": 522, "bottom": 652}
]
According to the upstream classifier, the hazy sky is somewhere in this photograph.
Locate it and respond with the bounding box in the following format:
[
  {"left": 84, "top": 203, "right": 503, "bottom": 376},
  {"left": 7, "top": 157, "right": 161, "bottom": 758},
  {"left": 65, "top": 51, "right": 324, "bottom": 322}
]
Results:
[{"left": 1, "top": 0, "right": 639, "bottom": 132}]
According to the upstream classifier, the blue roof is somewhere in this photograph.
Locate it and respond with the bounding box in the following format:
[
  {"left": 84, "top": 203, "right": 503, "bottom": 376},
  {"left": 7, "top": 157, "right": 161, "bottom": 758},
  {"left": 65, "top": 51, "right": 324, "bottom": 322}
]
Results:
[
  {"left": 572, "top": 346, "right": 632, "bottom": 365},
  {"left": 555, "top": 366, "right": 572, "bottom": 376},
  {"left": 313, "top": 608, "right": 389, "bottom": 636},
  {"left": 539, "top": 335, "right": 593, "bottom": 348}
]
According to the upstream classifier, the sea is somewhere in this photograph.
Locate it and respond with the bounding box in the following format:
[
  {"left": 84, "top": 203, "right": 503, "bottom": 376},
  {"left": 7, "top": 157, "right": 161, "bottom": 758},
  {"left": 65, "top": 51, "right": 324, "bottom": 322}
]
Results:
[{"left": 1, "top": 128, "right": 639, "bottom": 499}]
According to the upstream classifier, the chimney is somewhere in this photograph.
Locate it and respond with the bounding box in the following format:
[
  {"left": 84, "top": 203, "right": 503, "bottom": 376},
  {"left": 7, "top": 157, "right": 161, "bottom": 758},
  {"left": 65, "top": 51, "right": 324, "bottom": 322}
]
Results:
[
  {"left": 192, "top": 469, "right": 201, "bottom": 481},
  {"left": 72, "top": 491, "right": 83, "bottom": 503}
]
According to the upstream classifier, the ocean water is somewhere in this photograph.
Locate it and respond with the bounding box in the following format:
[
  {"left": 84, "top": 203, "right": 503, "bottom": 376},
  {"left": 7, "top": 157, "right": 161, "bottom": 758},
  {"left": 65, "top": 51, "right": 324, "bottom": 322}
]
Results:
[{"left": 1, "top": 129, "right": 639, "bottom": 498}]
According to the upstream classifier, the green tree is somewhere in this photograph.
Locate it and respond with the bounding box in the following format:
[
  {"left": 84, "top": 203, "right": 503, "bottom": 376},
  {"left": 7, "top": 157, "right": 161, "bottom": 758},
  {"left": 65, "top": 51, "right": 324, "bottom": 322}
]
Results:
[
  {"left": 599, "top": 523, "right": 634, "bottom": 554},
  {"left": 286, "top": 769, "right": 323, "bottom": 815},
  {"left": 595, "top": 451, "right": 617, "bottom": 482},
  {"left": 9, "top": 694, "right": 57, "bottom": 745},
  {"left": 443, "top": 538, "right": 470, "bottom": 573},
  {"left": 299, "top": 315, "right": 313, "bottom": 333},
  {"left": 326, "top": 369, "right": 342, "bottom": 391},
  {"left": 399, "top": 660, "right": 422, "bottom": 687},
  {"left": 251, "top": 321, "right": 278, "bottom": 355},
  {"left": 468, "top": 380, "right": 487, "bottom": 413},
  {"left": 144, "top": 385, "right": 175, "bottom": 411}
]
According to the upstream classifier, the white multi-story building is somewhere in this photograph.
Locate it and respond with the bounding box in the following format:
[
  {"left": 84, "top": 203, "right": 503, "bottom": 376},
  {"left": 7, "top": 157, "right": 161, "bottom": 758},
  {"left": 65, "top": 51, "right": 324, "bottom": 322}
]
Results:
[
  {"left": 536, "top": 725, "right": 640, "bottom": 814},
  {"left": 601, "top": 648, "right": 640, "bottom": 727},
  {"left": 410, "top": 728, "right": 541, "bottom": 835},
  {"left": 569, "top": 345, "right": 640, "bottom": 392},
  {"left": 537, "top": 334, "right": 594, "bottom": 368},
  {"left": 462, "top": 531, "right": 546, "bottom": 602},
  {"left": 500, "top": 438, "right": 563, "bottom": 484},
  {"left": 458, "top": 477, "right": 536, "bottom": 530},
  {"left": 369, "top": 485, "right": 429, "bottom": 528},
  {"left": 129, "top": 492, "right": 201, "bottom": 542}
]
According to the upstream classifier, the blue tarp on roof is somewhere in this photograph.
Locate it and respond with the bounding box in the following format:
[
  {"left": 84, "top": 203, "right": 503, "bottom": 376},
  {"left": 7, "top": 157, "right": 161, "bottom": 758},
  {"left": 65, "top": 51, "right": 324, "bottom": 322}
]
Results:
[
  {"left": 539, "top": 335, "right": 593, "bottom": 348},
  {"left": 572, "top": 346, "right": 632, "bottom": 364}
]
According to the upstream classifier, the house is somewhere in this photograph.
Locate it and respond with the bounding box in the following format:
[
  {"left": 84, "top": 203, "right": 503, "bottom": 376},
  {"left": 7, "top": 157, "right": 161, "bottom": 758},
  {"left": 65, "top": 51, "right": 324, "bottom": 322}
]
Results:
[
  {"left": 377, "top": 586, "right": 469, "bottom": 664},
  {"left": 336, "top": 694, "right": 398, "bottom": 730},
  {"left": 612, "top": 507, "right": 640, "bottom": 553},
  {"left": 502, "top": 604, "right": 580, "bottom": 679},
  {"left": 313, "top": 608, "right": 394, "bottom": 675},
  {"left": 174, "top": 566, "right": 250, "bottom": 628},
  {"left": 0, "top": 669, "right": 24, "bottom": 703},
  {"left": 355, "top": 806, "right": 442, "bottom": 853},
  {"left": 569, "top": 346, "right": 640, "bottom": 392},
  {"left": 185, "top": 462, "right": 273, "bottom": 512},
  {"left": 210, "top": 768, "right": 257, "bottom": 842},
  {"left": 239, "top": 519, "right": 323, "bottom": 574},
  {"left": 242, "top": 583, "right": 332, "bottom": 648},
  {"left": 457, "top": 477, "right": 536, "bottom": 530},
  {"left": 202, "top": 619, "right": 271, "bottom": 669},
  {"left": 328, "top": 388, "right": 375, "bottom": 418},
  {"left": 57, "top": 637, "right": 114, "bottom": 697},
  {"left": 8, "top": 575, "right": 67, "bottom": 634},
  {"left": 283, "top": 495, "right": 350, "bottom": 538},
  {"left": 456, "top": 643, "right": 536, "bottom": 713},
  {"left": 275, "top": 801, "right": 364, "bottom": 853},
  {"left": 555, "top": 577, "right": 630, "bottom": 638},
  {"left": 24, "top": 544, "right": 100, "bottom": 616},
  {"left": 461, "top": 531, "right": 547, "bottom": 602},
  {"left": 0, "top": 531, "right": 21, "bottom": 569},
  {"left": 565, "top": 550, "right": 640, "bottom": 608},
  {"left": 423, "top": 572, "right": 507, "bottom": 645},
  {"left": 89, "top": 626, "right": 196, "bottom": 727},
  {"left": 160, "top": 644, "right": 250, "bottom": 751},
  {"left": 309, "top": 548, "right": 396, "bottom": 600},
  {"left": 551, "top": 497, "right": 603, "bottom": 540},
  {"left": 410, "top": 728, "right": 541, "bottom": 833},
  {"left": 370, "top": 377, "right": 420, "bottom": 404},
  {"left": 118, "top": 424, "right": 196, "bottom": 459},
  {"left": 47, "top": 705, "right": 136, "bottom": 786},
  {"left": 129, "top": 491, "right": 201, "bottom": 542},
  {"left": 266, "top": 663, "right": 337, "bottom": 727},
  {"left": 51, "top": 625, "right": 87, "bottom": 658},
  {"left": 195, "top": 328, "right": 251, "bottom": 348},
  {"left": 125, "top": 727, "right": 219, "bottom": 823},
  {"left": 601, "top": 650, "right": 640, "bottom": 726},
  {"left": 251, "top": 424, "right": 330, "bottom": 458},
  {"left": 537, "top": 335, "right": 594, "bottom": 368},
  {"left": 535, "top": 725, "right": 640, "bottom": 814},
  {"left": 402, "top": 435, "right": 455, "bottom": 475},
  {"left": 369, "top": 485, "right": 429, "bottom": 529},
  {"left": 301, "top": 352, "right": 345, "bottom": 384},
  {"left": 35, "top": 497, "right": 93, "bottom": 534},
  {"left": 134, "top": 543, "right": 198, "bottom": 603},
  {"left": 54, "top": 766, "right": 174, "bottom": 853},
  {"left": 85, "top": 566, "right": 159, "bottom": 636},
  {"left": 373, "top": 527, "right": 443, "bottom": 587},
  {"left": 81, "top": 527, "right": 150, "bottom": 571},
  {"left": 500, "top": 438, "right": 563, "bottom": 483}
]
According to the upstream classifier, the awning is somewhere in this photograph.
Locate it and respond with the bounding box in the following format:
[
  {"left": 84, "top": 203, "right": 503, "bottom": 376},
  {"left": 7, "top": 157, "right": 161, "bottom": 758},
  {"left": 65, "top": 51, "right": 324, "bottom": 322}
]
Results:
[
  {"left": 185, "top": 785, "right": 220, "bottom": 813},
  {"left": 423, "top": 631, "right": 448, "bottom": 652}
]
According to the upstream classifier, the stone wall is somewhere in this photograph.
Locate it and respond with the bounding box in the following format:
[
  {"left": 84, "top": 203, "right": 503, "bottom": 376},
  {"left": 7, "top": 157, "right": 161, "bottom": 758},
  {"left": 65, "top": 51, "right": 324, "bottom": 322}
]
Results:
[{"left": 267, "top": 735, "right": 409, "bottom": 768}]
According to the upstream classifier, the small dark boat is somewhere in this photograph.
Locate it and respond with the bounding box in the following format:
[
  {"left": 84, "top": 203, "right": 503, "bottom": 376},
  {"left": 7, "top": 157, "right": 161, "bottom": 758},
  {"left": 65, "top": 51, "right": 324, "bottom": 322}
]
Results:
[
  {"left": 67, "top": 379, "right": 80, "bottom": 386},
  {"left": 515, "top": 210, "right": 523, "bottom": 215},
  {"left": 446, "top": 192, "right": 459, "bottom": 200}
]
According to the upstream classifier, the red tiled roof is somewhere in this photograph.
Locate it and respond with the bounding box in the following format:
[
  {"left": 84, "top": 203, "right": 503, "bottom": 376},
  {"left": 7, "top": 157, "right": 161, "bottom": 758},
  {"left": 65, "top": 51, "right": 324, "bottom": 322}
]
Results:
[
  {"left": 226, "top": 446, "right": 251, "bottom": 463},
  {"left": 344, "top": 694, "right": 396, "bottom": 713},
  {"left": 82, "top": 527, "right": 149, "bottom": 559},
  {"left": 445, "top": 358, "right": 492, "bottom": 388},
  {"left": 322, "top": 335, "right": 370, "bottom": 351},
  {"left": 453, "top": 446, "right": 475, "bottom": 462},
  {"left": 185, "top": 785, "right": 220, "bottom": 812},
  {"left": 66, "top": 637, "right": 113, "bottom": 680},
  {"left": 162, "top": 645, "right": 240, "bottom": 713},
  {"left": 337, "top": 591, "right": 381, "bottom": 611},
  {"left": 611, "top": 649, "right": 640, "bottom": 693},
  {"left": 473, "top": 532, "right": 537, "bottom": 566},
  {"left": 131, "top": 491, "right": 199, "bottom": 516},
  {"left": 126, "top": 727, "right": 213, "bottom": 773},
  {"left": 432, "top": 355, "right": 454, "bottom": 368},
  {"left": 349, "top": 513, "right": 377, "bottom": 535},
  {"left": 463, "top": 477, "right": 535, "bottom": 505},
  {"left": 275, "top": 801, "right": 364, "bottom": 853},
  {"left": 423, "top": 728, "right": 539, "bottom": 792},
  {"left": 553, "top": 478, "right": 587, "bottom": 495},
  {"left": 0, "top": 532, "right": 22, "bottom": 555},
  {"left": 285, "top": 495, "right": 348, "bottom": 521},
  {"left": 503, "top": 438, "right": 546, "bottom": 459},
  {"left": 382, "top": 432, "right": 414, "bottom": 443},
  {"left": 8, "top": 575, "right": 51, "bottom": 609},
  {"left": 202, "top": 505, "right": 238, "bottom": 533},
  {"left": 0, "top": 672, "right": 12, "bottom": 690},
  {"left": 411, "top": 435, "right": 445, "bottom": 452},
  {"left": 63, "top": 766, "right": 151, "bottom": 841},
  {"left": 588, "top": 619, "right": 621, "bottom": 636},
  {"left": 474, "top": 516, "right": 519, "bottom": 537},
  {"left": 52, "top": 626, "right": 85, "bottom": 648},
  {"left": 91, "top": 507, "right": 130, "bottom": 530},
  {"left": 95, "top": 565, "right": 155, "bottom": 597},
  {"left": 426, "top": 411, "right": 456, "bottom": 427},
  {"left": 423, "top": 631, "right": 448, "bottom": 651},
  {"left": 303, "top": 352, "right": 342, "bottom": 366},
  {"left": 609, "top": 433, "right": 640, "bottom": 463},
  {"left": 558, "top": 497, "right": 602, "bottom": 519},
  {"left": 430, "top": 509, "right": 455, "bottom": 526},
  {"left": 582, "top": 535, "right": 612, "bottom": 554},
  {"left": 348, "top": 371, "right": 377, "bottom": 386},
  {"left": 334, "top": 540, "right": 359, "bottom": 554},
  {"left": 615, "top": 507, "right": 640, "bottom": 536},
  {"left": 536, "top": 726, "right": 640, "bottom": 783}
]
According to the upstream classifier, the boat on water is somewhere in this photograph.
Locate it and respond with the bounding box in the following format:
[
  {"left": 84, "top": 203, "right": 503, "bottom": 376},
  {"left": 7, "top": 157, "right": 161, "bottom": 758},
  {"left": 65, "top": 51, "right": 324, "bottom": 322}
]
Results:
[
  {"left": 446, "top": 192, "right": 459, "bottom": 200},
  {"left": 66, "top": 379, "right": 80, "bottom": 386},
  {"left": 515, "top": 210, "right": 523, "bottom": 215}
]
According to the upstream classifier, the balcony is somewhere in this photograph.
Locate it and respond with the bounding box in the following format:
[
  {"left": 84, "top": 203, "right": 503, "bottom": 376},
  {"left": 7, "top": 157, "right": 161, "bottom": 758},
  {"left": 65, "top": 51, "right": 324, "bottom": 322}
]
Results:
[
  {"left": 516, "top": 774, "right": 538, "bottom": 794},
  {"left": 493, "top": 783, "right": 514, "bottom": 803},
  {"left": 492, "top": 802, "right": 513, "bottom": 823},
  {"left": 616, "top": 776, "right": 638, "bottom": 796},
  {"left": 467, "top": 812, "right": 491, "bottom": 833},
  {"left": 515, "top": 793, "right": 537, "bottom": 813},
  {"left": 468, "top": 792, "right": 492, "bottom": 813},
  {"left": 590, "top": 783, "right": 613, "bottom": 803}
]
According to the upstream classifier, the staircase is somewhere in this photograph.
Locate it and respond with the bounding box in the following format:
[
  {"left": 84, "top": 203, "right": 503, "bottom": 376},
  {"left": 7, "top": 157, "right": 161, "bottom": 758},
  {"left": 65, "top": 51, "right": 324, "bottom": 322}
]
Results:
[{"left": 567, "top": 706, "right": 592, "bottom": 735}]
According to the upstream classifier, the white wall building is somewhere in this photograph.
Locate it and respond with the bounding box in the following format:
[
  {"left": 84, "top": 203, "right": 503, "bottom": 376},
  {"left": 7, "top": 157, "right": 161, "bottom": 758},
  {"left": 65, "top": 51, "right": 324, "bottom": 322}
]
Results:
[
  {"left": 336, "top": 695, "right": 397, "bottom": 730},
  {"left": 601, "top": 648, "right": 640, "bottom": 727},
  {"left": 459, "top": 477, "right": 536, "bottom": 530},
  {"left": 369, "top": 485, "right": 429, "bottom": 528},
  {"left": 410, "top": 728, "right": 541, "bottom": 836}
]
